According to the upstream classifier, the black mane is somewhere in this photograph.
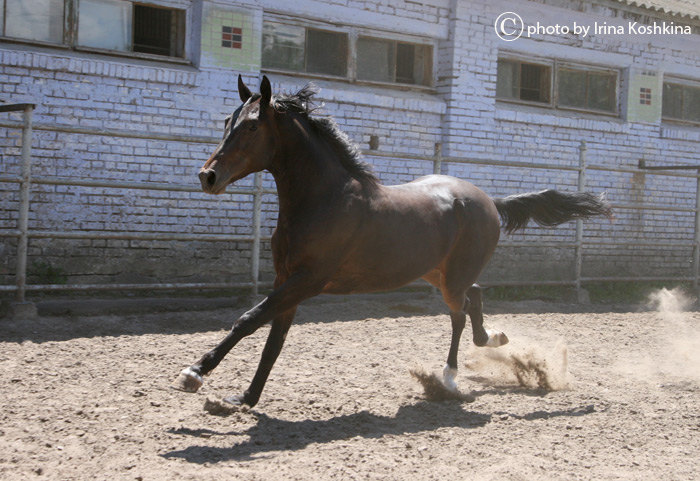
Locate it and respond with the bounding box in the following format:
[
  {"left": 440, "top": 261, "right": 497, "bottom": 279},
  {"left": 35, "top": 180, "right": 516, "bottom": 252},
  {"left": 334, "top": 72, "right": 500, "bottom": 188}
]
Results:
[{"left": 272, "top": 85, "right": 379, "bottom": 186}]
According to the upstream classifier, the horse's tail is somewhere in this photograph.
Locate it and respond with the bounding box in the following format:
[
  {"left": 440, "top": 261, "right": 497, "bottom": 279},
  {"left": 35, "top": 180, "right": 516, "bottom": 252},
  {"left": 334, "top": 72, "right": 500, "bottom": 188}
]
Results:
[{"left": 492, "top": 190, "right": 612, "bottom": 234}]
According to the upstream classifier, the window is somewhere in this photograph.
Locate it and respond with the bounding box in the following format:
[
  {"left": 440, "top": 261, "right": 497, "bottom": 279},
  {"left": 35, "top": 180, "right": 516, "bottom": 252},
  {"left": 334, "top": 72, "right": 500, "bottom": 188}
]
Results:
[
  {"left": 0, "top": 0, "right": 186, "bottom": 60},
  {"left": 262, "top": 22, "right": 348, "bottom": 77},
  {"left": 4, "top": 0, "right": 65, "bottom": 44},
  {"left": 497, "top": 57, "right": 618, "bottom": 115},
  {"left": 558, "top": 67, "right": 617, "bottom": 113},
  {"left": 496, "top": 59, "right": 551, "bottom": 104},
  {"left": 262, "top": 18, "right": 434, "bottom": 88},
  {"left": 357, "top": 37, "right": 432, "bottom": 86},
  {"left": 663, "top": 81, "right": 700, "bottom": 124}
]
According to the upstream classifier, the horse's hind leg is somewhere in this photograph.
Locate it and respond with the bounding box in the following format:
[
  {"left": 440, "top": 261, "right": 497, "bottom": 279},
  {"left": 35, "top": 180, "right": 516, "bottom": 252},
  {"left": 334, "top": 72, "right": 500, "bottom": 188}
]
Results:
[
  {"left": 466, "top": 285, "right": 509, "bottom": 348},
  {"left": 440, "top": 283, "right": 508, "bottom": 391}
]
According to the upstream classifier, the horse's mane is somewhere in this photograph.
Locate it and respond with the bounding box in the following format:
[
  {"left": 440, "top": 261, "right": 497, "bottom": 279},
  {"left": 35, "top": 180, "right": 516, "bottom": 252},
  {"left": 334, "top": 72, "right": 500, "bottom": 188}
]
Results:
[{"left": 272, "top": 85, "right": 379, "bottom": 187}]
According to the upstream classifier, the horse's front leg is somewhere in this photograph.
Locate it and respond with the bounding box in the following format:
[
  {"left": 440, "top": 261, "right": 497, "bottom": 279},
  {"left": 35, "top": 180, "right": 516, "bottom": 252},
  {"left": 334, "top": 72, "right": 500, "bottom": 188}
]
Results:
[
  {"left": 224, "top": 307, "right": 296, "bottom": 407},
  {"left": 172, "top": 273, "right": 321, "bottom": 399}
]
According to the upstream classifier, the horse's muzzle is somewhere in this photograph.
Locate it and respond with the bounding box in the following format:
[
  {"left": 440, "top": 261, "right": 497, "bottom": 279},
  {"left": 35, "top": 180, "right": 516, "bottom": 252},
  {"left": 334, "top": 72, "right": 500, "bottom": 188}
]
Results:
[{"left": 198, "top": 168, "right": 217, "bottom": 193}]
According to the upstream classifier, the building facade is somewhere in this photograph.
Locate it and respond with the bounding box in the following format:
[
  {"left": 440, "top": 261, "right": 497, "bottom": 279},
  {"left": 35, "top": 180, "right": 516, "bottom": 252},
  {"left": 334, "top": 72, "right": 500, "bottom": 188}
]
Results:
[{"left": 1, "top": 0, "right": 699, "bottom": 292}]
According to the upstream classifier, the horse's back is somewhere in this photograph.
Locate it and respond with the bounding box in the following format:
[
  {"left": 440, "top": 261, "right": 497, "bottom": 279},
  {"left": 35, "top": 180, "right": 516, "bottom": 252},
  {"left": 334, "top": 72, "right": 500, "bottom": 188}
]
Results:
[{"left": 321, "top": 175, "right": 500, "bottom": 294}]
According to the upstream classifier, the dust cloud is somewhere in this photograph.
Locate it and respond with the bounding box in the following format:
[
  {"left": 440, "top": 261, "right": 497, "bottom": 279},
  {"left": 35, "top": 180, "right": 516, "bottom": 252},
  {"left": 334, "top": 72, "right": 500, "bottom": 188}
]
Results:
[
  {"left": 464, "top": 339, "right": 572, "bottom": 391},
  {"left": 615, "top": 287, "right": 699, "bottom": 383}
]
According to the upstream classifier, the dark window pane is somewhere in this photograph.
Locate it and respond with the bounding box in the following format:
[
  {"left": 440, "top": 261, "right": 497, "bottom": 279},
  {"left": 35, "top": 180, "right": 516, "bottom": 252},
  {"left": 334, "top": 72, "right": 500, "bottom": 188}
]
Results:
[
  {"left": 262, "top": 22, "right": 305, "bottom": 71},
  {"left": 520, "top": 63, "right": 550, "bottom": 102},
  {"left": 306, "top": 29, "right": 347, "bottom": 76},
  {"left": 413, "top": 44, "right": 432, "bottom": 86},
  {"left": 394, "top": 42, "right": 431, "bottom": 86},
  {"left": 132, "top": 5, "right": 184, "bottom": 57},
  {"left": 558, "top": 68, "right": 587, "bottom": 108},
  {"left": 663, "top": 83, "right": 683, "bottom": 119},
  {"left": 587, "top": 71, "right": 615, "bottom": 112},
  {"left": 395, "top": 43, "right": 415, "bottom": 84},
  {"left": 357, "top": 37, "right": 394, "bottom": 82},
  {"left": 496, "top": 59, "right": 519, "bottom": 99},
  {"left": 683, "top": 85, "right": 700, "bottom": 122}
]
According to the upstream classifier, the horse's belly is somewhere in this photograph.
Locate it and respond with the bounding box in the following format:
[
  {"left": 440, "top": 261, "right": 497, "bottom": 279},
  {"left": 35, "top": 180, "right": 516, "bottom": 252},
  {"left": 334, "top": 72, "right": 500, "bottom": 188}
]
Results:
[{"left": 321, "top": 241, "right": 447, "bottom": 294}]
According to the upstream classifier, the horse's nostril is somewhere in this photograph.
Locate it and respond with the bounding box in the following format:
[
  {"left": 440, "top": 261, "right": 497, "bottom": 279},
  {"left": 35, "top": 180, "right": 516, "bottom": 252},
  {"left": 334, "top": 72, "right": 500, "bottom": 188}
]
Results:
[{"left": 199, "top": 169, "right": 216, "bottom": 189}]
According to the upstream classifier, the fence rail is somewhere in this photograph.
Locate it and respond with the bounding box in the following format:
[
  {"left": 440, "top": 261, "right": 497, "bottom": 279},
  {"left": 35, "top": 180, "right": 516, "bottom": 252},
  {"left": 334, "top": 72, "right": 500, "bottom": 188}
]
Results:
[{"left": 1, "top": 104, "right": 698, "bottom": 308}]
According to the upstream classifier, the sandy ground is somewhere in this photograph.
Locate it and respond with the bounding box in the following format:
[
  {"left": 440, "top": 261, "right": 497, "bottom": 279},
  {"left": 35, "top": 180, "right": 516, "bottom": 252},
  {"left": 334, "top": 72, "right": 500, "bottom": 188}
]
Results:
[{"left": 1, "top": 292, "right": 699, "bottom": 480}]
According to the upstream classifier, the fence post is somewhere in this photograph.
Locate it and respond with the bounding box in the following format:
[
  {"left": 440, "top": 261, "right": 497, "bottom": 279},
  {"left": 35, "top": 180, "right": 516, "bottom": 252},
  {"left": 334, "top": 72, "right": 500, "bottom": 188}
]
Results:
[
  {"left": 693, "top": 169, "right": 700, "bottom": 290},
  {"left": 575, "top": 141, "right": 587, "bottom": 303},
  {"left": 433, "top": 142, "right": 442, "bottom": 175},
  {"left": 250, "top": 172, "right": 263, "bottom": 301},
  {"left": 429, "top": 143, "right": 443, "bottom": 296},
  {"left": 11, "top": 104, "right": 38, "bottom": 318}
]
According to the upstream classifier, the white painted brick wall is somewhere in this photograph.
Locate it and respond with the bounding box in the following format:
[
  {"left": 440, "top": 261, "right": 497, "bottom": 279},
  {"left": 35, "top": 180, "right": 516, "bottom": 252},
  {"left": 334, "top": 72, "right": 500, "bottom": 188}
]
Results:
[{"left": 1, "top": 0, "right": 699, "bottom": 288}]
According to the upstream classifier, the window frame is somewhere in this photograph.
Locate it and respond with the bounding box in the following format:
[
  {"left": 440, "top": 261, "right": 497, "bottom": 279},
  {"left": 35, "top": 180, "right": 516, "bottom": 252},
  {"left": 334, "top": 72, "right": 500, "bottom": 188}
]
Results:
[
  {"left": 496, "top": 54, "right": 620, "bottom": 117},
  {"left": 0, "top": 0, "right": 190, "bottom": 65},
  {"left": 555, "top": 61, "right": 619, "bottom": 116},
  {"left": 356, "top": 35, "right": 433, "bottom": 88},
  {"left": 262, "top": 20, "right": 350, "bottom": 81},
  {"left": 662, "top": 77, "right": 700, "bottom": 126},
  {"left": 495, "top": 57, "right": 554, "bottom": 108},
  {"left": 261, "top": 13, "right": 436, "bottom": 91}
]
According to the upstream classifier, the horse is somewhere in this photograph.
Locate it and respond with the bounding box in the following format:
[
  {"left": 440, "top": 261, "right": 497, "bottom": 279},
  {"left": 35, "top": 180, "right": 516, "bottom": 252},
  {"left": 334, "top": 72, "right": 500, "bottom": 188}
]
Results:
[{"left": 172, "top": 75, "right": 611, "bottom": 407}]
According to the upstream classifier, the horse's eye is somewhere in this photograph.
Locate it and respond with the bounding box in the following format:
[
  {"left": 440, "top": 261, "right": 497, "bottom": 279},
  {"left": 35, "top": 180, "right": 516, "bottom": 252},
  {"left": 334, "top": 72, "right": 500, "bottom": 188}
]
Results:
[{"left": 249, "top": 123, "right": 258, "bottom": 132}]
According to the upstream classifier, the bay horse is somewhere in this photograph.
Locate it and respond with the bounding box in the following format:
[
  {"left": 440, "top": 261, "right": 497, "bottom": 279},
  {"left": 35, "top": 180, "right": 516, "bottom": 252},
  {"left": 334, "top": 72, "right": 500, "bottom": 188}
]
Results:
[{"left": 173, "top": 75, "right": 611, "bottom": 407}]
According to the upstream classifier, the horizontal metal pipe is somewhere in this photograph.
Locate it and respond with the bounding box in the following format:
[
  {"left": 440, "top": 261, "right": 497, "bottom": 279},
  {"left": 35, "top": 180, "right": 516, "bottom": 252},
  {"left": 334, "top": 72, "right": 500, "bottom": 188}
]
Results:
[
  {"left": 0, "top": 229, "right": 688, "bottom": 249},
  {"left": 0, "top": 174, "right": 277, "bottom": 195},
  {"left": 587, "top": 163, "right": 697, "bottom": 178},
  {"left": 498, "top": 242, "right": 578, "bottom": 248},
  {"left": 0, "top": 119, "right": 695, "bottom": 180},
  {"left": 0, "top": 281, "right": 275, "bottom": 292},
  {"left": 480, "top": 279, "right": 577, "bottom": 287},
  {"left": 0, "top": 120, "right": 219, "bottom": 144},
  {"left": 0, "top": 229, "right": 272, "bottom": 242},
  {"left": 580, "top": 276, "right": 694, "bottom": 283},
  {"left": 610, "top": 202, "right": 695, "bottom": 213},
  {"left": 0, "top": 275, "right": 689, "bottom": 292},
  {"left": 582, "top": 240, "right": 694, "bottom": 248}
]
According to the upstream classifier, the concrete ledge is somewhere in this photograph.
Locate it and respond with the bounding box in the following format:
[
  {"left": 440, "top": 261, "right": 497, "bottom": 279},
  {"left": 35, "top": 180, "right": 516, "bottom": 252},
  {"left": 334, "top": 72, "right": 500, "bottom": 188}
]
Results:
[
  {"left": 7, "top": 301, "right": 39, "bottom": 320},
  {"left": 36, "top": 296, "right": 242, "bottom": 317}
]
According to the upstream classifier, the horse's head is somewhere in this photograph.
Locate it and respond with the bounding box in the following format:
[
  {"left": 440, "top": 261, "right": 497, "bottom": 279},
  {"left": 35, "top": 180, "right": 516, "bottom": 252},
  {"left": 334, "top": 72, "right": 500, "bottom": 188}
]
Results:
[{"left": 199, "top": 75, "right": 276, "bottom": 194}]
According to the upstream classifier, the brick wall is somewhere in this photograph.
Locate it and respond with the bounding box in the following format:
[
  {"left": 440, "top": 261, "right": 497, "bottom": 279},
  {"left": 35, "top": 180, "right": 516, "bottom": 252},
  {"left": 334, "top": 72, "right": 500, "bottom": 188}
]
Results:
[{"left": 1, "top": 0, "right": 699, "bottom": 292}]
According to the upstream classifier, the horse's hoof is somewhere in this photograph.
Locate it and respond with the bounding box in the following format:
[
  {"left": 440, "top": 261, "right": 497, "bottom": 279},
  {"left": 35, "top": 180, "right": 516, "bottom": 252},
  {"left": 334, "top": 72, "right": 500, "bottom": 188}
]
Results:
[
  {"left": 171, "top": 367, "right": 203, "bottom": 393},
  {"left": 442, "top": 364, "right": 459, "bottom": 391},
  {"left": 223, "top": 394, "right": 251, "bottom": 411},
  {"left": 485, "top": 329, "right": 509, "bottom": 347}
]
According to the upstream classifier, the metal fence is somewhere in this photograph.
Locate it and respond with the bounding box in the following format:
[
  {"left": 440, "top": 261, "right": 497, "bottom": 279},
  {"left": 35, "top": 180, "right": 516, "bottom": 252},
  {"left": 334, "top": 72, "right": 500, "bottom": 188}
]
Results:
[{"left": 1, "top": 104, "right": 698, "bottom": 306}]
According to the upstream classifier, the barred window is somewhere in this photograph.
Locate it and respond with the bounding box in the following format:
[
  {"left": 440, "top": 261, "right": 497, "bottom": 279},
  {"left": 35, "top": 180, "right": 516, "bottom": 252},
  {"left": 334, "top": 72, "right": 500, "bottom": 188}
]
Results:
[
  {"left": 497, "top": 56, "right": 618, "bottom": 115},
  {"left": 262, "top": 22, "right": 348, "bottom": 77},
  {"left": 357, "top": 37, "right": 432, "bottom": 86},
  {"left": 0, "top": 0, "right": 186, "bottom": 60},
  {"left": 663, "top": 81, "right": 700, "bottom": 124},
  {"left": 496, "top": 59, "right": 551, "bottom": 104},
  {"left": 262, "top": 18, "right": 433, "bottom": 88}
]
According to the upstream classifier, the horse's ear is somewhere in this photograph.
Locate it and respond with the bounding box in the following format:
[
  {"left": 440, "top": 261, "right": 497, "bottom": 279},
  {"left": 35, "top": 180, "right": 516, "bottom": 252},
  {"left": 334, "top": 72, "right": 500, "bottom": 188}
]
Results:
[
  {"left": 260, "top": 75, "right": 272, "bottom": 110},
  {"left": 238, "top": 74, "right": 252, "bottom": 103}
]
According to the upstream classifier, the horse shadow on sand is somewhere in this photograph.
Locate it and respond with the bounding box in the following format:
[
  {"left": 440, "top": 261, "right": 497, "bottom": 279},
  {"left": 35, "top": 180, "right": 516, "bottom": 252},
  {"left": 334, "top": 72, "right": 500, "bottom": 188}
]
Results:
[{"left": 162, "top": 398, "right": 596, "bottom": 464}]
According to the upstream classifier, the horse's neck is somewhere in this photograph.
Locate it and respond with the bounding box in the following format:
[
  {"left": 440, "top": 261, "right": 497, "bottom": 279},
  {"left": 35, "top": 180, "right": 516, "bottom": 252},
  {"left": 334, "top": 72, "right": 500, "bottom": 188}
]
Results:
[{"left": 269, "top": 135, "right": 351, "bottom": 217}]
